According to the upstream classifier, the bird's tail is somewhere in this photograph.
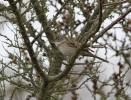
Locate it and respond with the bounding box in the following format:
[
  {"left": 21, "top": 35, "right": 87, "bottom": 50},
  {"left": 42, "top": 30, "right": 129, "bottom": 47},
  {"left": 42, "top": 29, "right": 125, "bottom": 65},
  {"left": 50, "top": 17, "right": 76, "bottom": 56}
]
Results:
[{"left": 81, "top": 51, "right": 109, "bottom": 63}]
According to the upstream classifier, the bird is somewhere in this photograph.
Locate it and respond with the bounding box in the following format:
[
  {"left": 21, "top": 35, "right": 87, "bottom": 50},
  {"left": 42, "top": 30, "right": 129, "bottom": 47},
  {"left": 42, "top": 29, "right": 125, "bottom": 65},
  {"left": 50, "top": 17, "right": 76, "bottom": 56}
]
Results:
[{"left": 53, "top": 35, "right": 108, "bottom": 63}]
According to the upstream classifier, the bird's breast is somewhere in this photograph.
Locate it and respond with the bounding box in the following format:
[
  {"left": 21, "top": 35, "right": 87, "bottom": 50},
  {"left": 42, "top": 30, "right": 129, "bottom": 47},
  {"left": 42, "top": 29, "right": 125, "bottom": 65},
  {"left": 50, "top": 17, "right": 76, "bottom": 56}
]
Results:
[{"left": 58, "top": 43, "right": 76, "bottom": 57}]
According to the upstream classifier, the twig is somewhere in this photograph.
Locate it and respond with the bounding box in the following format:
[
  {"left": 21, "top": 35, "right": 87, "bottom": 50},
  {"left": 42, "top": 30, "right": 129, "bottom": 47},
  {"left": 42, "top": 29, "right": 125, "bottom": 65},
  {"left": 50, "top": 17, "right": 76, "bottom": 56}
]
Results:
[
  {"left": 103, "top": 1, "right": 127, "bottom": 6},
  {"left": 31, "top": 30, "right": 44, "bottom": 45},
  {"left": 92, "top": 7, "right": 131, "bottom": 43}
]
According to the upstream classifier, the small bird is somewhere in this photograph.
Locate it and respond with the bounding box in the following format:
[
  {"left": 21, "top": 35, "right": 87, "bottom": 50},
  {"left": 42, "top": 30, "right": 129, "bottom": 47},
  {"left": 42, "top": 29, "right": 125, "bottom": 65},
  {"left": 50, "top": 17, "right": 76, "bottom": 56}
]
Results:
[{"left": 53, "top": 35, "right": 108, "bottom": 63}]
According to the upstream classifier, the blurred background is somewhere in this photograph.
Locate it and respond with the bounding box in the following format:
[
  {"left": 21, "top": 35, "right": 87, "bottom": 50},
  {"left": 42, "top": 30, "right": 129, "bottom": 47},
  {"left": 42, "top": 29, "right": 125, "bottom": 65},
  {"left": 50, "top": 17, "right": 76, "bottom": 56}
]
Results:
[{"left": 0, "top": 0, "right": 131, "bottom": 100}]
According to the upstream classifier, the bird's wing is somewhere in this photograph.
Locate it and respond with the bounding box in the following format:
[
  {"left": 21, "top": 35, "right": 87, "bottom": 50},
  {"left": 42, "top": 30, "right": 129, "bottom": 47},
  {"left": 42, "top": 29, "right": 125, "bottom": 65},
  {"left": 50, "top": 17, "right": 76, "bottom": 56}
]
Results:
[
  {"left": 66, "top": 39, "right": 93, "bottom": 52},
  {"left": 66, "top": 39, "right": 81, "bottom": 48}
]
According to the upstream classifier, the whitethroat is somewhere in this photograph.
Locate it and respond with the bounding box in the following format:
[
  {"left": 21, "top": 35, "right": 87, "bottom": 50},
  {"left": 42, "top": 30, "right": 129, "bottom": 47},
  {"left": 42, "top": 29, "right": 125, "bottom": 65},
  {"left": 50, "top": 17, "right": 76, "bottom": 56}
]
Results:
[{"left": 53, "top": 35, "right": 108, "bottom": 63}]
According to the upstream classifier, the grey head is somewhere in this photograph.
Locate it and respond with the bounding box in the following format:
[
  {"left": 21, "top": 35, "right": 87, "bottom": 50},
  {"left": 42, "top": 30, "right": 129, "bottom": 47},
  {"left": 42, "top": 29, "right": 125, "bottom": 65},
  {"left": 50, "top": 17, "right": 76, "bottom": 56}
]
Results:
[{"left": 54, "top": 35, "right": 65, "bottom": 42}]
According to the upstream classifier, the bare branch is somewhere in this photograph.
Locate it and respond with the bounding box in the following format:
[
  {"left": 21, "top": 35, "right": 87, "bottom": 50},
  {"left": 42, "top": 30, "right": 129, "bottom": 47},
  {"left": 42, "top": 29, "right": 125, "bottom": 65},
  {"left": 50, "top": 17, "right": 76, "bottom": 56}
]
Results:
[
  {"left": 103, "top": 1, "right": 128, "bottom": 6},
  {"left": 8, "top": 0, "right": 48, "bottom": 81},
  {"left": 92, "top": 7, "right": 131, "bottom": 43},
  {"left": 30, "top": 0, "right": 55, "bottom": 48}
]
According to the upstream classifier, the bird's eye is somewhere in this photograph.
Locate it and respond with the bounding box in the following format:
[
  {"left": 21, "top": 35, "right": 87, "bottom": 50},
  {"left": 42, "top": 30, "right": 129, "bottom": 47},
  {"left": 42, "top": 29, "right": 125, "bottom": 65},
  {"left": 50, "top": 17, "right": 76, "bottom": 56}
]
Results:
[{"left": 57, "top": 37, "right": 61, "bottom": 41}]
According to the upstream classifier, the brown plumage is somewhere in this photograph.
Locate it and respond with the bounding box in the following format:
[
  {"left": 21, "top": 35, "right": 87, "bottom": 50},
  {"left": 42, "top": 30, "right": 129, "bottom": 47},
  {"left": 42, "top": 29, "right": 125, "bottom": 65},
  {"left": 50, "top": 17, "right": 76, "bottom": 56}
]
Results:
[{"left": 53, "top": 35, "right": 108, "bottom": 63}]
